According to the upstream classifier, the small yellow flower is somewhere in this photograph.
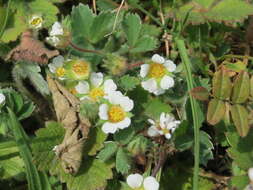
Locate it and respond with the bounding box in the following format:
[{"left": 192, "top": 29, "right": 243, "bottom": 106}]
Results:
[{"left": 29, "top": 15, "right": 43, "bottom": 29}]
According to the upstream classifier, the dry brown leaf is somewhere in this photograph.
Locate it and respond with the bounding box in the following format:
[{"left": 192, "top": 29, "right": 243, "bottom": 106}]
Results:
[
  {"left": 6, "top": 30, "right": 59, "bottom": 64},
  {"left": 47, "top": 75, "right": 91, "bottom": 174}
]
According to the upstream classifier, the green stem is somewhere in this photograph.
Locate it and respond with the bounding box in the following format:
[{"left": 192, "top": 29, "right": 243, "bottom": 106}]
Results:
[
  {"left": 175, "top": 38, "right": 200, "bottom": 190},
  {"left": 0, "top": 0, "right": 11, "bottom": 40}
]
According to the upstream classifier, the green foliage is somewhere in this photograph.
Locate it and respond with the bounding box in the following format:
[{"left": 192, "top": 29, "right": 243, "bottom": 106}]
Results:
[
  {"left": 207, "top": 98, "right": 226, "bottom": 125},
  {"left": 122, "top": 13, "right": 158, "bottom": 53},
  {"left": 97, "top": 142, "right": 118, "bottom": 162},
  {"left": 127, "top": 135, "right": 151, "bottom": 155},
  {"left": 143, "top": 98, "right": 171, "bottom": 119},
  {"left": 173, "top": 0, "right": 253, "bottom": 24},
  {"left": 0, "top": 139, "right": 25, "bottom": 180},
  {"left": 113, "top": 126, "right": 135, "bottom": 145},
  {"left": 119, "top": 75, "right": 140, "bottom": 91},
  {"left": 116, "top": 147, "right": 132, "bottom": 174},
  {"left": 226, "top": 127, "right": 253, "bottom": 170},
  {"left": 229, "top": 175, "right": 249, "bottom": 190}
]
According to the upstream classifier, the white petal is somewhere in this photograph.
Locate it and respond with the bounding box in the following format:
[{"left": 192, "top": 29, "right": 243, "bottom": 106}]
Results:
[
  {"left": 102, "top": 122, "right": 118, "bottom": 134},
  {"left": 90, "top": 72, "right": 103, "bottom": 87},
  {"left": 140, "top": 64, "right": 150, "bottom": 78},
  {"left": 99, "top": 104, "right": 109, "bottom": 120},
  {"left": 153, "top": 88, "right": 165, "bottom": 95},
  {"left": 48, "top": 63, "right": 56, "bottom": 73},
  {"left": 164, "top": 60, "right": 176, "bottom": 72},
  {"left": 117, "top": 117, "right": 131, "bottom": 129},
  {"left": 127, "top": 174, "right": 143, "bottom": 189},
  {"left": 159, "top": 112, "right": 166, "bottom": 129},
  {"left": 50, "top": 22, "right": 64, "bottom": 36},
  {"left": 119, "top": 96, "right": 134, "bottom": 112},
  {"left": 249, "top": 168, "right": 253, "bottom": 181},
  {"left": 75, "top": 81, "right": 90, "bottom": 94},
  {"left": 152, "top": 54, "right": 165, "bottom": 64},
  {"left": 47, "top": 36, "right": 60, "bottom": 46},
  {"left": 160, "top": 76, "right": 174, "bottom": 90},
  {"left": 143, "top": 176, "right": 159, "bottom": 190},
  {"left": 0, "top": 93, "right": 5, "bottom": 104},
  {"left": 165, "top": 133, "right": 172, "bottom": 140},
  {"left": 104, "top": 79, "right": 117, "bottom": 94},
  {"left": 148, "top": 119, "right": 155, "bottom": 125},
  {"left": 147, "top": 126, "right": 160, "bottom": 137},
  {"left": 52, "top": 55, "right": 64, "bottom": 66},
  {"left": 107, "top": 91, "right": 123, "bottom": 105},
  {"left": 141, "top": 78, "right": 158, "bottom": 93}
]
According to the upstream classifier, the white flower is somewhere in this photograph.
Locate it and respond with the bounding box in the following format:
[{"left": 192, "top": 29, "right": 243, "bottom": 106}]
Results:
[
  {"left": 140, "top": 54, "right": 176, "bottom": 95},
  {"left": 127, "top": 174, "right": 159, "bottom": 190},
  {"left": 46, "top": 22, "right": 64, "bottom": 46},
  {"left": 48, "top": 55, "right": 65, "bottom": 80},
  {"left": 98, "top": 91, "right": 134, "bottom": 134},
  {"left": 147, "top": 112, "right": 180, "bottom": 140},
  {"left": 29, "top": 15, "right": 43, "bottom": 29},
  {"left": 0, "top": 93, "right": 5, "bottom": 105},
  {"left": 249, "top": 168, "right": 253, "bottom": 181},
  {"left": 75, "top": 72, "right": 117, "bottom": 101}
]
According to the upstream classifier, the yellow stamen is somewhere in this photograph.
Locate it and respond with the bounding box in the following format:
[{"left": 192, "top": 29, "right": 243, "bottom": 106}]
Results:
[
  {"left": 69, "top": 88, "right": 77, "bottom": 95},
  {"left": 56, "top": 67, "right": 65, "bottom": 77},
  {"left": 30, "top": 17, "right": 42, "bottom": 26},
  {"left": 148, "top": 63, "right": 166, "bottom": 78},
  {"left": 108, "top": 105, "right": 125, "bottom": 123},
  {"left": 89, "top": 88, "right": 105, "bottom": 101},
  {"left": 72, "top": 61, "right": 90, "bottom": 76}
]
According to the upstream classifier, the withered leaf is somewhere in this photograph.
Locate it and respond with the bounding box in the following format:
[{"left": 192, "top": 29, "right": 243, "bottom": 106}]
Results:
[
  {"left": 6, "top": 30, "right": 59, "bottom": 64},
  {"left": 47, "top": 76, "right": 91, "bottom": 174}
]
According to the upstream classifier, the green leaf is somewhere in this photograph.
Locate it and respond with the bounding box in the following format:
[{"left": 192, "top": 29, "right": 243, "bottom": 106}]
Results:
[
  {"left": 174, "top": 0, "right": 253, "bottom": 24},
  {"left": 140, "top": 24, "right": 161, "bottom": 37},
  {"left": 119, "top": 75, "right": 140, "bottom": 91},
  {"left": 232, "top": 71, "right": 250, "bottom": 104},
  {"left": 85, "top": 127, "right": 107, "bottom": 156},
  {"left": 190, "top": 86, "right": 209, "bottom": 101},
  {"left": 116, "top": 147, "right": 131, "bottom": 174},
  {"left": 212, "top": 68, "right": 232, "bottom": 100},
  {"left": 130, "top": 35, "right": 158, "bottom": 53},
  {"left": 80, "top": 100, "right": 99, "bottom": 121},
  {"left": 127, "top": 135, "right": 151, "bottom": 155},
  {"left": 0, "top": 139, "right": 25, "bottom": 180},
  {"left": 231, "top": 104, "right": 249, "bottom": 137},
  {"left": 71, "top": 4, "right": 94, "bottom": 40},
  {"left": 97, "top": 142, "right": 118, "bottom": 162},
  {"left": 122, "top": 13, "right": 142, "bottom": 47},
  {"left": 144, "top": 98, "right": 171, "bottom": 119},
  {"left": 207, "top": 98, "right": 226, "bottom": 125},
  {"left": 32, "top": 121, "right": 64, "bottom": 171},
  {"left": 90, "top": 12, "right": 115, "bottom": 43},
  {"left": 51, "top": 158, "right": 113, "bottom": 190},
  {"left": 199, "top": 131, "right": 213, "bottom": 166},
  {"left": 226, "top": 126, "right": 253, "bottom": 170},
  {"left": 229, "top": 175, "right": 249, "bottom": 190},
  {"left": 29, "top": 0, "right": 59, "bottom": 28},
  {"left": 250, "top": 76, "right": 253, "bottom": 98},
  {"left": 7, "top": 108, "right": 43, "bottom": 190},
  {"left": 114, "top": 126, "right": 135, "bottom": 145}
]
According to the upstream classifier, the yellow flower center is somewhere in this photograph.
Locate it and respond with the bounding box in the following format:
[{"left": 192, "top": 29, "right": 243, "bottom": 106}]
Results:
[
  {"left": 69, "top": 88, "right": 77, "bottom": 95},
  {"left": 30, "top": 17, "right": 42, "bottom": 26},
  {"left": 148, "top": 63, "right": 166, "bottom": 78},
  {"left": 108, "top": 105, "right": 126, "bottom": 123},
  {"left": 56, "top": 67, "right": 65, "bottom": 77},
  {"left": 89, "top": 88, "right": 105, "bottom": 101},
  {"left": 72, "top": 61, "right": 90, "bottom": 76}
]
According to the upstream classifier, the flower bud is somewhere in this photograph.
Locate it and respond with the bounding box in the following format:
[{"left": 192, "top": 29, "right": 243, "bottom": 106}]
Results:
[
  {"left": 65, "top": 59, "right": 91, "bottom": 80},
  {"left": 103, "top": 54, "right": 127, "bottom": 76}
]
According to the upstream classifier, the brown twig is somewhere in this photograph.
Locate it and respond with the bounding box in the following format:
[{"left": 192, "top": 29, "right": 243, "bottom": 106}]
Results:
[
  {"left": 159, "top": 0, "right": 169, "bottom": 57},
  {"left": 127, "top": 61, "right": 144, "bottom": 69},
  {"left": 92, "top": 0, "right": 97, "bottom": 14},
  {"left": 151, "top": 147, "right": 168, "bottom": 177}
]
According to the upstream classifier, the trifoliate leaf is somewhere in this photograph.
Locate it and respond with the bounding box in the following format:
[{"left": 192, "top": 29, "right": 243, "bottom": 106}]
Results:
[
  {"left": 144, "top": 98, "right": 172, "bottom": 119},
  {"left": 122, "top": 13, "right": 142, "bottom": 47},
  {"left": 85, "top": 127, "right": 107, "bottom": 156},
  {"left": 97, "top": 142, "right": 118, "bottom": 162},
  {"left": 226, "top": 126, "right": 253, "bottom": 170},
  {"left": 0, "top": 139, "right": 25, "bottom": 180},
  {"left": 119, "top": 75, "right": 140, "bottom": 91},
  {"left": 116, "top": 147, "right": 132, "bottom": 174}
]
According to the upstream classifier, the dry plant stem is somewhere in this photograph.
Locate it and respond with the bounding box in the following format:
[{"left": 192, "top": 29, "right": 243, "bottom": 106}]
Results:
[
  {"left": 105, "top": 0, "right": 125, "bottom": 37},
  {"left": 159, "top": 0, "right": 169, "bottom": 57},
  {"left": 69, "top": 41, "right": 104, "bottom": 55},
  {"left": 127, "top": 61, "right": 144, "bottom": 70},
  {"left": 151, "top": 147, "right": 168, "bottom": 177},
  {"left": 92, "top": 0, "right": 97, "bottom": 14}
]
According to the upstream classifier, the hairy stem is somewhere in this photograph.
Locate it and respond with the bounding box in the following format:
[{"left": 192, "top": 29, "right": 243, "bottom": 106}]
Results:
[{"left": 175, "top": 38, "right": 200, "bottom": 190}]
